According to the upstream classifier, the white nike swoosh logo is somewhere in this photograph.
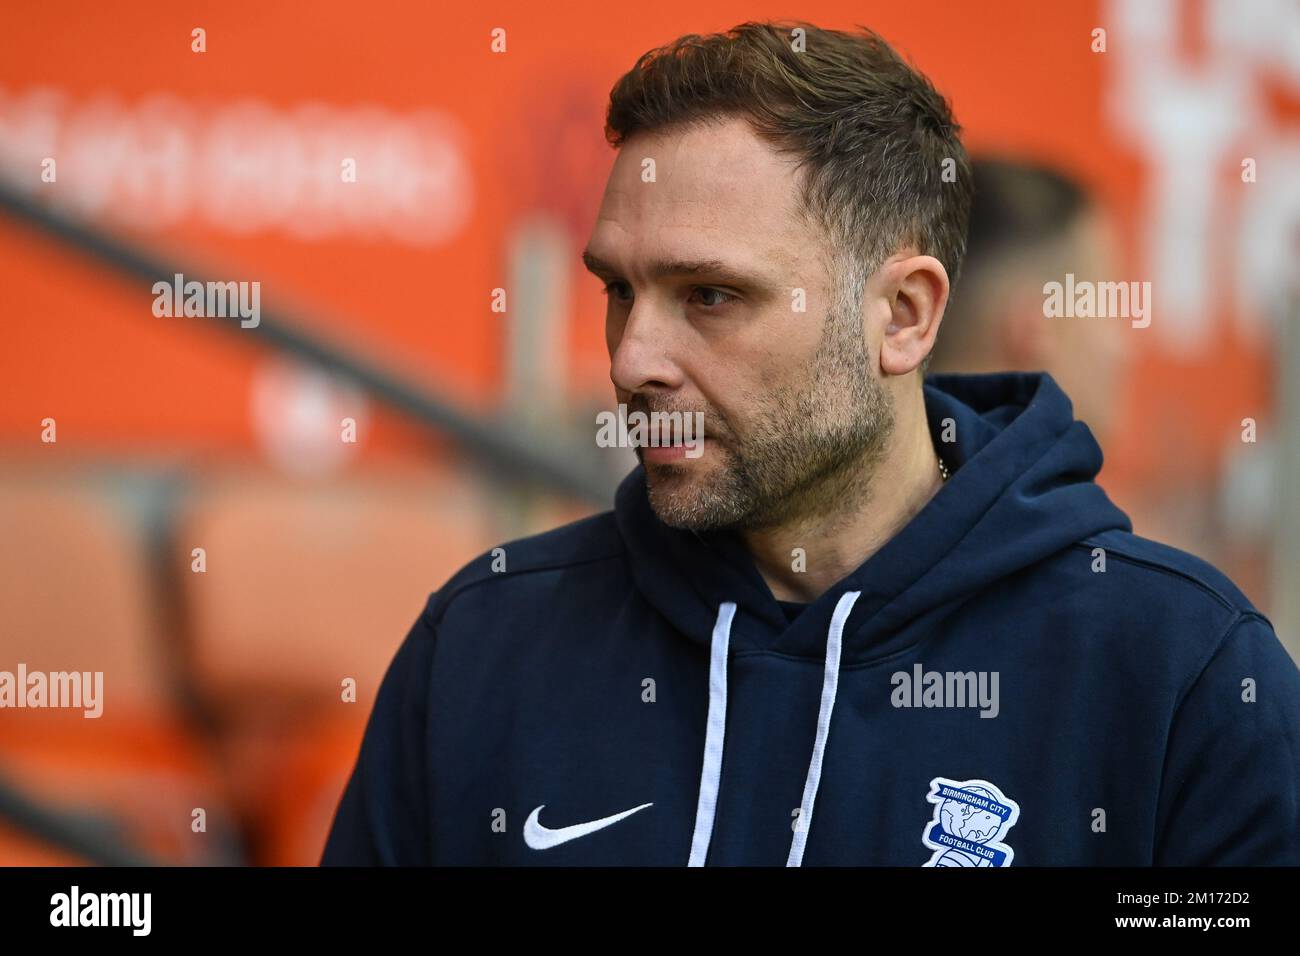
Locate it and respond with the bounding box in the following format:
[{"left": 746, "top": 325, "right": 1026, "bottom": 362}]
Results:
[{"left": 523, "top": 802, "right": 654, "bottom": 849}]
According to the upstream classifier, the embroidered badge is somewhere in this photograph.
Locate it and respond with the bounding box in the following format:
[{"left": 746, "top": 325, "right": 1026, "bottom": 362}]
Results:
[{"left": 921, "top": 776, "right": 1021, "bottom": 867}]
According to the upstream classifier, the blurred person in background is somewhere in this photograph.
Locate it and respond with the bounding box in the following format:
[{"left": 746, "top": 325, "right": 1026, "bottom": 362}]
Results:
[
  {"left": 927, "top": 159, "right": 1274, "bottom": 608},
  {"left": 928, "top": 158, "right": 1130, "bottom": 442}
]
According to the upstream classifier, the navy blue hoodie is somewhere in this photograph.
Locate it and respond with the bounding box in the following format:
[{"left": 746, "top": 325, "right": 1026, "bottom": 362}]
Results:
[{"left": 322, "top": 372, "right": 1300, "bottom": 866}]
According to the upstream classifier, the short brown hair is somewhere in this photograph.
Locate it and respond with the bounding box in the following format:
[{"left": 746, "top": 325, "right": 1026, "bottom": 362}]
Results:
[{"left": 605, "top": 21, "right": 973, "bottom": 311}]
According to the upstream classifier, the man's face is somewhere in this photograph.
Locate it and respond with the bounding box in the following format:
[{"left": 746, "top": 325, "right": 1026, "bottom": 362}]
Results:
[{"left": 584, "top": 116, "right": 895, "bottom": 531}]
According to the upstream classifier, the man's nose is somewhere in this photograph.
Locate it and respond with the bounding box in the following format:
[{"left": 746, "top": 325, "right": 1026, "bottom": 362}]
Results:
[{"left": 609, "top": 304, "right": 685, "bottom": 394}]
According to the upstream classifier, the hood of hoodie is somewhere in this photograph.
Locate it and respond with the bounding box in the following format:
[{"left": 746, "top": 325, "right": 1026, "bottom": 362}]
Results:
[{"left": 614, "top": 371, "right": 1132, "bottom": 665}]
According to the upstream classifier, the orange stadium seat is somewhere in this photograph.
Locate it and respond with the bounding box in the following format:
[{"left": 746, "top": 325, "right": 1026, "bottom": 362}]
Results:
[
  {"left": 173, "top": 466, "right": 499, "bottom": 864},
  {"left": 0, "top": 470, "right": 237, "bottom": 865}
]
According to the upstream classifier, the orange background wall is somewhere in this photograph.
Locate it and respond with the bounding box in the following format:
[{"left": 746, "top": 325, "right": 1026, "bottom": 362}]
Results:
[{"left": 0, "top": 0, "right": 1293, "bottom": 493}]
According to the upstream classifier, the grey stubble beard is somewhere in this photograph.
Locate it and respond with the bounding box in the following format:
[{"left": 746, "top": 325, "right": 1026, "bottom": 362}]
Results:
[{"left": 643, "top": 284, "right": 896, "bottom": 532}]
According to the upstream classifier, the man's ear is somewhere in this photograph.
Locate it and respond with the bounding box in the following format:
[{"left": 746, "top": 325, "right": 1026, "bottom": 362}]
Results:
[{"left": 881, "top": 255, "right": 950, "bottom": 377}]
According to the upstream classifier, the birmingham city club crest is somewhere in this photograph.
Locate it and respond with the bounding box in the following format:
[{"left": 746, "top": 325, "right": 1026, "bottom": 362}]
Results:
[{"left": 921, "top": 776, "right": 1021, "bottom": 867}]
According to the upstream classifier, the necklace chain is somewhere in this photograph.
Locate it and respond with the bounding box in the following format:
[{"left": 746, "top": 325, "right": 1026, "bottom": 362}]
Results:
[{"left": 937, "top": 452, "right": 951, "bottom": 483}]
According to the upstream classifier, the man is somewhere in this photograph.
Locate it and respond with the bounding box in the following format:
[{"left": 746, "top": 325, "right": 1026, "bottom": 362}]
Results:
[{"left": 322, "top": 21, "right": 1300, "bottom": 866}]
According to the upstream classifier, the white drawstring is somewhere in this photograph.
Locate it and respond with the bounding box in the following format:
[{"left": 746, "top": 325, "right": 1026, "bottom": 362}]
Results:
[
  {"left": 686, "top": 591, "right": 861, "bottom": 866},
  {"left": 787, "top": 590, "right": 861, "bottom": 866},
  {"left": 688, "top": 601, "right": 736, "bottom": 866}
]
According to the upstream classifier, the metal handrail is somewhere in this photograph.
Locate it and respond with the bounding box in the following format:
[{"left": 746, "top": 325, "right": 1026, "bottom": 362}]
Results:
[{"left": 0, "top": 177, "right": 616, "bottom": 506}]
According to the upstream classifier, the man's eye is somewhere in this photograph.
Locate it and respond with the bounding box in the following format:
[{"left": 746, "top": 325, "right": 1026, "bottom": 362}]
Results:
[
  {"left": 690, "top": 287, "right": 736, "bottom": 308},
  {"left": 601, "top": 281, "right": 632, "bottom": 302}
]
